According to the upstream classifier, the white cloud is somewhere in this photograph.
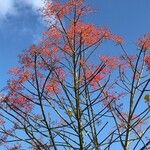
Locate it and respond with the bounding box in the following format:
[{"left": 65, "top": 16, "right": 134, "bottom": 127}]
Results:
[
  {"left": 22, "top": 0, "right": 45, "bottom": 10},
  {"left": 0, "top": 0, "right": 46, "bottom": 19},
  {"left": 0, "top": 0, "right": 16, "bottom": 18}
]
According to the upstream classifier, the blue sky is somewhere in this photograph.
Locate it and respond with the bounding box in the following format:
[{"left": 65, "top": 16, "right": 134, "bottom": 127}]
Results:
[{"left": 0, "top": 0, "right": 150, "bottom": 89}]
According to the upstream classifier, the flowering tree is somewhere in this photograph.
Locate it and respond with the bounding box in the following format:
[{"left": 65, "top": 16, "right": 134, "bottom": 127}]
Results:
[{"left": 0, "top": 0, "right": 150, "bottom": 150}]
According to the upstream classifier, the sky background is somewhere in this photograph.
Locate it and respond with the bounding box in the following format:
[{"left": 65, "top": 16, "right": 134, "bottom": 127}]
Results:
[
  {"left": 0, "top": 0, "right": 150, "bottom": 89},
  {"left": 0, "top": 1, "right": 149, "bottom": 149}
]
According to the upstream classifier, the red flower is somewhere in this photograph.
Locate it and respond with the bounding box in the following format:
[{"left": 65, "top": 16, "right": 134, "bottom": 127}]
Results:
[
  {"left": 20, "top": 70, "right": 31, "bottom": 82},
  {"left": 46, "top": 79, "right": 60, "bottom": 94},
  {"left": 44, "top": 27, "right": 61, "bottom": 39},
  {"left": 8, "top": 80, "right": 23, "bottom": 91},
  {"left": 67, "top": 22, "right": 112, "bottom": 46},
  {"left": 111, "top": 35, "right": 124, "bottom": 44},
  {"left": 100, "top": 55, "right": 120, "bottom": 69},
  {"left": 138, "top": 33, "right": 150, "bottom": 50},
  {"left": 9, "top": 67, "right": 21, "bottom": 75},
  {"left": 145, "top": 54, "right": 150, "bottom": 70},
  {"left": 83, "top": 65, "right": 106, "bottom": 88}
]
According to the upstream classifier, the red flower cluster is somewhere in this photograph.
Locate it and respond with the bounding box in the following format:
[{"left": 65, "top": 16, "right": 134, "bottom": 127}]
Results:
[
  {"left": 46, "top": 79, "right": 60, "bottom": 94},
  {"left": 145, "top": 54, "right": 150, "bottom": 70},
  {"left": 8, "top": 94, "right": 32, "bottom": 112},
  {"left": 43, "top": 0, "right": 86, "bottom": 19},
  {"left": 67, "top": 22, "right": 112, "bottom": 46},
  {"left": 9, "top": 67, "right": 31, "bottom": 83},
  {"left": 100, "top": 55, "right": 120, "bottom": 69},
  {"left": 138, "top": 33, "right": 150, "bottom": 50},
  {"left": 8, "top": 80, "right": 23, "bottom": 92},
  {"left": 111, "top": 34, "right": 124, "bottom": 44},
  {"left": 80, "top": 64, "right": 107, "bottom": 88},
  {"left": 44, "top": 27, "right": 62, "bottom": 39}
]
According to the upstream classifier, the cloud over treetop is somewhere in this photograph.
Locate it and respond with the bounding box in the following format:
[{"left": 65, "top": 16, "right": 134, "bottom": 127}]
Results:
[{"left": 0, "top": 0, "right": 46, "bottom": 18}]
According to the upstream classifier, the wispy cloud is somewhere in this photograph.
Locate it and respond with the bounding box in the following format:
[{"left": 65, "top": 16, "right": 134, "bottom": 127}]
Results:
[
  {"left": 22, "top": 0, "right": 45, "bottom": 10},
  {"left": 0, "top": 0, "right": 46, "bottom": 19},
  {"left": 0, "top": 0, "right": 16, "bottom": 18}
]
